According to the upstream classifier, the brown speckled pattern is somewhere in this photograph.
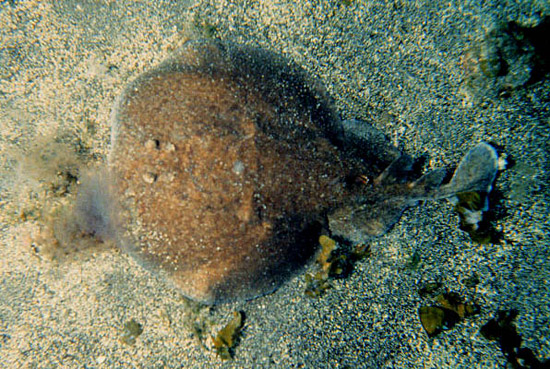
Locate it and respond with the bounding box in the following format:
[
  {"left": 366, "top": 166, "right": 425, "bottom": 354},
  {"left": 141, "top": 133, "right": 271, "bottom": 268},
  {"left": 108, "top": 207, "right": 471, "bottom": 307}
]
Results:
[{"left": 109, "top": 40, "right": 368, "bottom": 303}]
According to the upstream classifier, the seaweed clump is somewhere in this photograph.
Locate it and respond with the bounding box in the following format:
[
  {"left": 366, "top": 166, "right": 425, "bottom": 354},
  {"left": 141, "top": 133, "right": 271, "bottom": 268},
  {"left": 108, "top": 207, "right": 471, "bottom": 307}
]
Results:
[
  {"left": 304, "top": 235, "right": 370, "bottom": 297},
  {"left": 418, "top": 292, "right": 479, "bottom": 337},
  {"left": 212, "top": 311, "right": 245, "bottom": 360}
]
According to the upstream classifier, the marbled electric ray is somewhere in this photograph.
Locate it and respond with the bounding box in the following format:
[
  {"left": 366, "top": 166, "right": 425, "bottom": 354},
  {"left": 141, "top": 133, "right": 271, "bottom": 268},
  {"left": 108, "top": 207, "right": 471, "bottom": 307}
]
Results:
[{"left": 96, "top": 40, "right": 499, "bottom": 304}]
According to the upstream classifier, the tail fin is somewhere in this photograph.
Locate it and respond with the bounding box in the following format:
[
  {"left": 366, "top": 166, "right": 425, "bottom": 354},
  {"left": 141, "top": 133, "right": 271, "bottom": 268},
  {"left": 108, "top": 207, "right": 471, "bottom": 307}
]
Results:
[{"left": 433, "top": 142, "right": 499, "bottom": 199}]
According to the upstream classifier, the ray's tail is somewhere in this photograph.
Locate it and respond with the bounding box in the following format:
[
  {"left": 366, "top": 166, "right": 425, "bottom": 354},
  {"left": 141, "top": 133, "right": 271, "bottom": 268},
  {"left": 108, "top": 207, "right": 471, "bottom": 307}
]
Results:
[{"left": 328, "top": 142, "right": 499, "bottom": 243}]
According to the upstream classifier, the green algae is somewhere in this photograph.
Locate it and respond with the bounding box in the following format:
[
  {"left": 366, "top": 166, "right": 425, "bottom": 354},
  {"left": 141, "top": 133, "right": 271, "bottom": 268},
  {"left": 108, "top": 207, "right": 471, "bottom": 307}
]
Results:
[
  {"left": 419, "top": 292, "right": 479, "bottom": 337},
  {"left": 212, "top": 311, "right": 244, "bottom": 360},
  {"left": 419, "top": 306, "right": 460, "bottom": 337},
  {"left": 305, "top": 235, "right": 371, "bottom": 297}
]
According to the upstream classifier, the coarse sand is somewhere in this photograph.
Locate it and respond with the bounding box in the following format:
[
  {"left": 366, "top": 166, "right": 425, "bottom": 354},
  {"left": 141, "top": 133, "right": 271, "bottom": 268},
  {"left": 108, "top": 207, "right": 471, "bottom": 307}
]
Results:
[{"left": 1, "top": 1, "right": 549, "bottom": 368}]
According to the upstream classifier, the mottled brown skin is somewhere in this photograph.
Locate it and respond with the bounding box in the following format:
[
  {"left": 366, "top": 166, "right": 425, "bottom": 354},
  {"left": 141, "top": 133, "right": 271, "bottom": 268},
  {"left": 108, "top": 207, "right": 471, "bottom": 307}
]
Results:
[{"left": 109, "top": 40, "right": 369, "bottom": 303}]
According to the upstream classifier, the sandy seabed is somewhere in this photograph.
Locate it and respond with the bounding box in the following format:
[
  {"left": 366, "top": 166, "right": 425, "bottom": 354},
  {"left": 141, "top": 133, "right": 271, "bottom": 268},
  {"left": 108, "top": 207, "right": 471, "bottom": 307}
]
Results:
[{"left": 1, "top": 1, "right": 549, "bottom": 368}]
